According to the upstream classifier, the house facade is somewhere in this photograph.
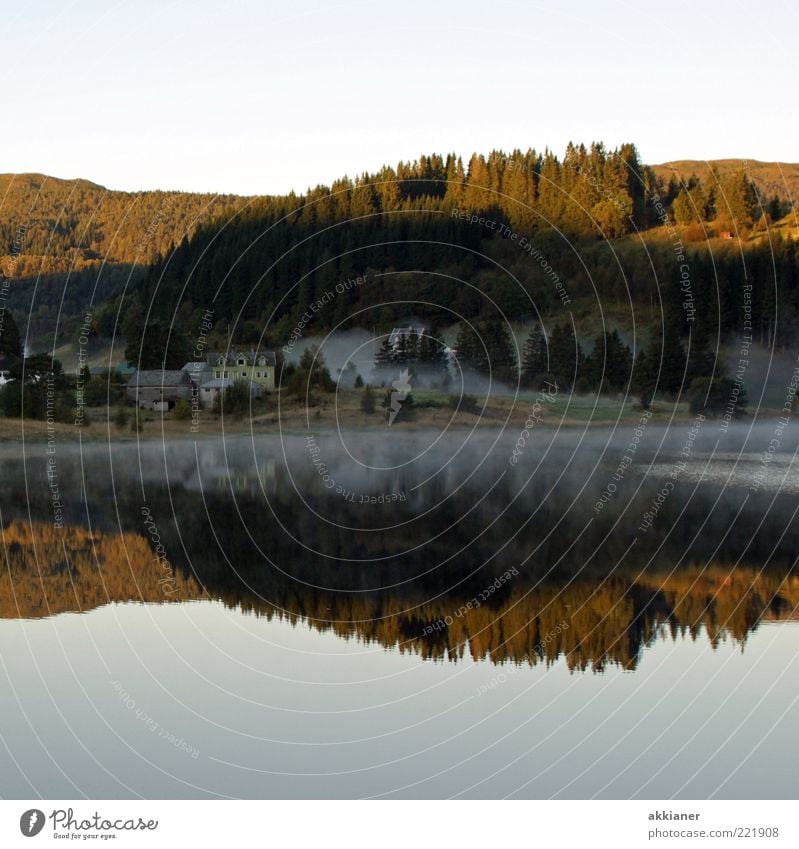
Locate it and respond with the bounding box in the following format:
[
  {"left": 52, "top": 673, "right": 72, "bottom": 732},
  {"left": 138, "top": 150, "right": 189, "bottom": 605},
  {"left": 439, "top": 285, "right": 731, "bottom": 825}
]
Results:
[
  {"left": 126, "top": 369, "right": 194, "bottom": 410},
  {"left": 205, "top": 351, "right": 276, "bottom": 390}
]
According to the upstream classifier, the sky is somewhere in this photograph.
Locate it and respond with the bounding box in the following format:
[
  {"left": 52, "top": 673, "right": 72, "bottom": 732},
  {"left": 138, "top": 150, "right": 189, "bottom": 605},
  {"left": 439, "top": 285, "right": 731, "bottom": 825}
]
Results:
[{"left": 3, "top": 0, "right": 797, "bottom": 196}]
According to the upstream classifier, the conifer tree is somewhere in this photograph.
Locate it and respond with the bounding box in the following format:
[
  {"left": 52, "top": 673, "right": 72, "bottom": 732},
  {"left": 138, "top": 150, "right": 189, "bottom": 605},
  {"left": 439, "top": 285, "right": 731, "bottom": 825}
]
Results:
[
  {"left": 521, "top": 324, "right": 548, "bottom": 387},
  {"left": 0, "top": 308, "right": 22, "bottom": 359}
]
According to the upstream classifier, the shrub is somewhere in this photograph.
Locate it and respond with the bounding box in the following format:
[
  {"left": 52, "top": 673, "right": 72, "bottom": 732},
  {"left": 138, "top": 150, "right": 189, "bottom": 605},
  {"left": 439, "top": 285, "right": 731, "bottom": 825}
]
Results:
[
  {"left": 173, "top": 399, "right": 192, "bottom": 420},
  {"left": 113, "top": 407, "right": 128, "bottom": 430},
  {"left": 360, "top": 384, "right": 376, "bottom": 414}
]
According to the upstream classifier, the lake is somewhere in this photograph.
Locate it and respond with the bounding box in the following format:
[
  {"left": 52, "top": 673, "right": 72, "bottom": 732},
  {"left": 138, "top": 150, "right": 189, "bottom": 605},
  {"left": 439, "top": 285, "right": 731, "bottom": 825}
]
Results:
[{"left": 1, "top": 422, "right": 798, "bottom": 798}]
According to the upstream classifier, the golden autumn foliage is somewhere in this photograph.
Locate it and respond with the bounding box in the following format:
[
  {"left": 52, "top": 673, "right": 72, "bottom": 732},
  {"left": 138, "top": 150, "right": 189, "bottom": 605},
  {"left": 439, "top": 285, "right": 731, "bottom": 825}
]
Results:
[
  {"left": 2, "top": 520, "right": 797, "bottom": 670},
  {"left": 0, "top": 520, "right": 201, "bottom": 618}
]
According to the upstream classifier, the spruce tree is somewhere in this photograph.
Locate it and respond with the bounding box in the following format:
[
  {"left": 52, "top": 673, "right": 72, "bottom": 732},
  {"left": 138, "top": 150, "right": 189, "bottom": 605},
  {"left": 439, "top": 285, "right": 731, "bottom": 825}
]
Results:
[
  {"left": 521, "top": 324, "right": 548, "bottom": 387},
  {"left": 0, "top": 308, "right": 22, "bottom": 359},
  {"left": 548, "top": 322, "right": 582, "bottom": 389}
]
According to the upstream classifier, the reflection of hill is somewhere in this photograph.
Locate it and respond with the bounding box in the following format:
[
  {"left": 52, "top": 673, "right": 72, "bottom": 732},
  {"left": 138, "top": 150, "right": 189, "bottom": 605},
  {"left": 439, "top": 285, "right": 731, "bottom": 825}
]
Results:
[
  {"left": 2, "top": 521, "right": 797, "bottom": 671},
  {"left": 0, "top": 521, "right": 201, "bottom": 619}
]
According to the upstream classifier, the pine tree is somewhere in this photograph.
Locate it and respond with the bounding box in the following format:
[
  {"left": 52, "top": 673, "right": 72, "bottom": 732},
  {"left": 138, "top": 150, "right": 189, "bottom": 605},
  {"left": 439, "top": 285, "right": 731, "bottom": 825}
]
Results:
[
  {"left": 454, "top": 323, "right": 483, "bottom": 374},
  {"left": 373, "top": 337, "right": 393, "bottom": 383},
  {"left": 548, "top": 322, "right": 582, "bottom": 389},
  {"left": 521, "top": 324, "right": 548, "bottom": 387},
  {"left": 644, "top": 328, "right": 687, "bottom": 398},
  {"left": 417, "top": 328, "right": 448, "bottom": 377},
  {"left": 0, "top": 308, "right": 23, "bottom": 359},
  {"left": 483, "top": 320, "right": 517, "bottom": 383}
]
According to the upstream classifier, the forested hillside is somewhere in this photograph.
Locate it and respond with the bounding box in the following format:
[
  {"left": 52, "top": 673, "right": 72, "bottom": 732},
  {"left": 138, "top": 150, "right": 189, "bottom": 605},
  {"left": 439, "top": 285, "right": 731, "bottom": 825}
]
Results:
[
  {"left": 1, "top": 144, "right": 797, "bottom": 368},
  {"left": 127, "top": 143, "right": 797, "bottom": 371},
  {"left": 0, "top": 173, "right": 248, "bottom": 342}
]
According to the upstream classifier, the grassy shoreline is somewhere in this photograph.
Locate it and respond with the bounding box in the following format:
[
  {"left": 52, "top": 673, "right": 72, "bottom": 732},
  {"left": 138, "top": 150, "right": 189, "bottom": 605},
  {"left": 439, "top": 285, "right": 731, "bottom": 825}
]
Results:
[{"left": 0, "top": 388, "right": 744, "bottom": 445}]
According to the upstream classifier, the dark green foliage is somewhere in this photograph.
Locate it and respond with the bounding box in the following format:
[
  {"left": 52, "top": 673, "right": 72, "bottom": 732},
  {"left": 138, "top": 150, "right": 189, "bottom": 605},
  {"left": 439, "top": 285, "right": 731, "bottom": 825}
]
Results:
[
  {"left": 1, "top": 355, "right": 74, "bottom": 420},
  {"left": 0, "top": 308, "right": 22, "bottom": 358},
  {"left": 113, "top": 406, "right": 129, "bottom": 430},
  {"left": 373, "top": 338, "right": 393, "bottom": 382},
  {"left": 583, "top": 330, "right": 632, "bottom": 392},
  {"left": 521, "top": 324, "right": 548, "bottom": 388},
  {"left": 219, "top": 381, "right": 252, "bottom": 419},
  {"left": 417, "top": 328, "right": 448, "bottom": 376},
  {"left": 547, "top": 323, "right": 583, "bottom": 389},
  {"left": 687, "top": 377, "right": 747, "bottom": 418},
  {"left": 635, "top": 328, "right": 686, "bottom": 400},
  {"left": 455, "top": 319, "right": 517, "bottom": 382},
  {"left": 173, "top": 400, "right": 192, "bottom": 420},
  {"left": 288, "top": 347, "right": 335, "bottom": 399}
]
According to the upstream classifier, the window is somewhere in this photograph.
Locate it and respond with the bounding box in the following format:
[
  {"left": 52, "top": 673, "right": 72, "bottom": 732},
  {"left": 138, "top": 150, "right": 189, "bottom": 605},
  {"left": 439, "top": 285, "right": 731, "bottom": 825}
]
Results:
[
  {"left": 237, "top": 358, "right": 245, "bottom": 366},
  {"left": 215, "top": 370, "right": 221, "bottom": 378},
  {"left": 223, "top": 371, "right": 228, "bottom": 378},
  {"left": 242, "top": 371, "right": 247, "bottom": 377},
  {"left": 256, "top": 371, "right": 261, "bottom": 378}
]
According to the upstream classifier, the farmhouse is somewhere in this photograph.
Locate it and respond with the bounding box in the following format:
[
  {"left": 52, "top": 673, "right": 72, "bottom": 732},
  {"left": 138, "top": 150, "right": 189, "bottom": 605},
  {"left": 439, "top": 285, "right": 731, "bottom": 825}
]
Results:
[
  {"left": 126, "top": 369, "right": 194, "bottom": 410},
  {"left": 206, "top": 350, "right": 276, "bottom": 390}
]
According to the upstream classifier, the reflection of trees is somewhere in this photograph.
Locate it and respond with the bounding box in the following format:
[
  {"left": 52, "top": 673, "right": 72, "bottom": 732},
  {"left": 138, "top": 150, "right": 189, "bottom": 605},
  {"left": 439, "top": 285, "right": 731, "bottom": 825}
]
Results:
[
  {"left": 0, "top": 521, "right": 200, "bottom": 618},
  {"left": 2, "top": 520, "right": 796, "bottom": 672}
]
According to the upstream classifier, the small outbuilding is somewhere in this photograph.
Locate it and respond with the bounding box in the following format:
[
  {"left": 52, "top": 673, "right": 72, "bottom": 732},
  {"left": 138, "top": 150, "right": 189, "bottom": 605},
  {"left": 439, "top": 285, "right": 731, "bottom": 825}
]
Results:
[{"left": 126, "top": 369, "right": 194, "bottom": 410}]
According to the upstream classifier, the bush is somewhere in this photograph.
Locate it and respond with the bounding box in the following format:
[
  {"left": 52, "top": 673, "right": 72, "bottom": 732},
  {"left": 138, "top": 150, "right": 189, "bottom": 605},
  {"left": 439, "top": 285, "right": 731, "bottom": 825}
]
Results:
[
  {"left": 83, "top": 377, "right": 109, "bottom": 406},
  {"left": 173, "top": 399, "right": 192, "bottom": 420},
  {"left": 113, "top": 407, "right": 128, "bottom": 430},
  {"left": 360, "top": 384, "right": 376, "bottom": 414},
  {"left": 220, "top": 380, "right": 252, "bottom": 419}
]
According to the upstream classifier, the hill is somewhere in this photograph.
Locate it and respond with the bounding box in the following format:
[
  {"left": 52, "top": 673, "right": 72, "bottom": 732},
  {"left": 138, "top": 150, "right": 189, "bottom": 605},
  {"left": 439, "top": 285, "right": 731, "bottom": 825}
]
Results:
[
  {"left": 1, "top": 144, "right": 797, "bottom": 359},
  {"left": 0, "top": 171, "right": 248, "bottom": 274}
]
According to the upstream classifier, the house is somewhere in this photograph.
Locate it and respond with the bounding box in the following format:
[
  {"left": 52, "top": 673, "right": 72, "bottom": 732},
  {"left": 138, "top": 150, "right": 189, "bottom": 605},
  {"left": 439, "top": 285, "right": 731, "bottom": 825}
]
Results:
[
  {"left": 181, "top": 361, "right": 212, "bottom": 388},
  {"left": 200, "top": 377, "right": 262, "bottom": 405},
  {"left": 126, "top": 369, "right": 194, "bottom": 410},
  {"left": 206, "top": 350, "right": 276, "bottom": 390}
]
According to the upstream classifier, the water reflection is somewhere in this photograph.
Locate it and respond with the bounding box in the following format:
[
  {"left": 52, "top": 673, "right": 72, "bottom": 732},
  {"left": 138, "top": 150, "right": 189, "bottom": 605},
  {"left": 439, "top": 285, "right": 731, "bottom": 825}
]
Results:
[{"left": 3, "top": 430, "right": 799, "bottom": 799}]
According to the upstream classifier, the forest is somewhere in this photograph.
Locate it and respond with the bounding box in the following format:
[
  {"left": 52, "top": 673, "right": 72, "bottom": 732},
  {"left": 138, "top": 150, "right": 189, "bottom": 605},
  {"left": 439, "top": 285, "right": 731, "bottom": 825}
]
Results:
[{"left": 1, "top": 143, "right": 798, "bottom": 412}]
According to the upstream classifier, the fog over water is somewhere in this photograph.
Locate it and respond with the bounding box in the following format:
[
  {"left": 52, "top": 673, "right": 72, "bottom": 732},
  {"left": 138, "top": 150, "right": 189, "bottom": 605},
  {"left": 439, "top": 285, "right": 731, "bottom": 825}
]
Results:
[{"left": 2, "top": 418, "right": 799, "bottom": 798}]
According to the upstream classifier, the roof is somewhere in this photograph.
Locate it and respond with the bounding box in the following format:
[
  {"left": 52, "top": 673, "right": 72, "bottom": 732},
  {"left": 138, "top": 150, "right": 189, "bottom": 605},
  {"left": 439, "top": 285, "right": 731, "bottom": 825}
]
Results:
[
  {"left": 127, "top": 370, "right": 192, "bottom": 387},
  {"left": 206, "top": 350, "right": 277, "bottom": 366}
]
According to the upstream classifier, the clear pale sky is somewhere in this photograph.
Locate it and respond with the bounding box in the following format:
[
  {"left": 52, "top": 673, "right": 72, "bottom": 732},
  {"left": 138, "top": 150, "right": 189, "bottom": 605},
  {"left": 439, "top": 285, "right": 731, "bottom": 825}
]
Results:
[{"left": 3, "top": 0, "right": 796, "bottom": 195}]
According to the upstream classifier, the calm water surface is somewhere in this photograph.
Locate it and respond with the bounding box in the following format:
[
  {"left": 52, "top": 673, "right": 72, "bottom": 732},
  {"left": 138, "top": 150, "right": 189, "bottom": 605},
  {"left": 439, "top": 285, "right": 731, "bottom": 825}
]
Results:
[{"left": 1, "top": 426, "right": 798, "bottom": 798}]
